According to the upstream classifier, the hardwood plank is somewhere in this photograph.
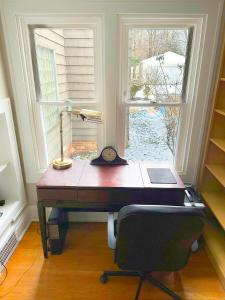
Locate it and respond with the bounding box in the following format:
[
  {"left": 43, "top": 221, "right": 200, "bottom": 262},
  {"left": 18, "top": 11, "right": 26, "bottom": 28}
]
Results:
[{"left": 0, "top": 222, "right": 224, "bottom": 300}]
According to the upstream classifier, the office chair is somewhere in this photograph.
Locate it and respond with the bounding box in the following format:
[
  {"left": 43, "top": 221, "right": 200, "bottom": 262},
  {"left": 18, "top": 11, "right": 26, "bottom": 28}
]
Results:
[{"left": 100, "top": 205, "right": 205, "bottom": 300}]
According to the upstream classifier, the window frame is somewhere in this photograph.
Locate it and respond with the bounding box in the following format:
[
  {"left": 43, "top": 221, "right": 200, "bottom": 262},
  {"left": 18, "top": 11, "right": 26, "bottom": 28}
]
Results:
[
  {"left": 117, "top": 16, "right": 203, "bottom": 174},
  {"left": 16, "top": 15, "right": 105, "bottom": 174},
  {"left": 29, "top": 21, "right": 102, "bottom": 106}
]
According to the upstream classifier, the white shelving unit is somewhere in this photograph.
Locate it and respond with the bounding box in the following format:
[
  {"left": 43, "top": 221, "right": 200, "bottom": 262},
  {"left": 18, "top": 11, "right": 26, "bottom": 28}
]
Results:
[{"left": 0, "top": 98, "right": 27, "bottom": 264}]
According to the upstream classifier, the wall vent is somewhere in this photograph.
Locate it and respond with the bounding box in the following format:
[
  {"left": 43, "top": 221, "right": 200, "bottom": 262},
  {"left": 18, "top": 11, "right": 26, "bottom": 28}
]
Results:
[{"left": 0, "top": 232, "right": 18, "bottom": 267}]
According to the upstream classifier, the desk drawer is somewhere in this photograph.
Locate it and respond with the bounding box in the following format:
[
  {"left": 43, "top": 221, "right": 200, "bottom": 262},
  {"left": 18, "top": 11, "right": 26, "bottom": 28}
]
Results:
[
  {"left": 37, "top": 189, "right": 76, "bottom": 201},
  {"left": 77, "top": 189, "right": 184, "bottom": 206},
  {"left": 77, "top": 189, "right": 143, "bottom": 204}
]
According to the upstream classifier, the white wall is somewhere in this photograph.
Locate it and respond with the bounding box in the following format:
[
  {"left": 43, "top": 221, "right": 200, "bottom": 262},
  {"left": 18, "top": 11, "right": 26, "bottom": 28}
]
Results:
[{"left": 0, "top": 26, "right": 9, "bottom": 98}]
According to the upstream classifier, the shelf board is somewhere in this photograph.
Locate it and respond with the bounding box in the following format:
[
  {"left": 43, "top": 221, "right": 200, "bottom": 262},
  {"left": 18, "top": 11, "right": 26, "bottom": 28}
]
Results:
[
  {"left": 215, "top": 109, "right": 225, "bottom": 117},
  {"left": 201, "top": 191, "right": 225, "bottom": 230},
  {"left": 206, "top": 164, "right": 225, "bottom": 187},
  {"left": 204, "top": 222, "right": 225, "bottom": 288},
  {"left": 0, "top": 164, "right": 8, "bottom": 173},
  {"left": 210, "top": 138, "right": 225, "bottom": 153},
  {"left": 220, "top": 77, "right": 225, "bottom": 82}
]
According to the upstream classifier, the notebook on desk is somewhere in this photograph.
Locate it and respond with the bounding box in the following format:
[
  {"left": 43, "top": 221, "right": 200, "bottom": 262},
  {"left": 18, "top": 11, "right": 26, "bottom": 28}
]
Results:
[{"left": 147, "top": 168, "right": 177, "bottom": 184}]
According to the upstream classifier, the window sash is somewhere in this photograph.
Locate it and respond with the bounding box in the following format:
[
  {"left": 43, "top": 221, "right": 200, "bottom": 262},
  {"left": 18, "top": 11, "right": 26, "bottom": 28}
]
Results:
[
  {"left": 124, "top": 101, "right": 184, "bottom": 107},
  {"left": 29, "top": 24, "right": 99, "bottom": 104},
  {"left": 118, "top": 17, "right": 200, "bottom": 173}
]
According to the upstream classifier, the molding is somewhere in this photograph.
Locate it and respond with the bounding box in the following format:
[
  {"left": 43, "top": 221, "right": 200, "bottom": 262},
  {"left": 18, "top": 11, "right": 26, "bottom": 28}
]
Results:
[{"left": 14, "top": 206, "right": 31, "bottom": 241}]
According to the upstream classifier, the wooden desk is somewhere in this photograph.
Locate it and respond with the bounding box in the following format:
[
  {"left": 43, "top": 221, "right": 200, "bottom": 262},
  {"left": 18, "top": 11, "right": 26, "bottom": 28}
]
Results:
[{"left": 37, "top": 160, "right": 185, "bottom": 257}]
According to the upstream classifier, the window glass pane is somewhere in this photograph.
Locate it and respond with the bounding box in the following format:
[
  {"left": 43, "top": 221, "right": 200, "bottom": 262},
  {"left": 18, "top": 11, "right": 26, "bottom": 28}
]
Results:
[
  {"left": 37, "top": 47, "right": 59, "bottom": 131},
  {"left": 34, "top": 28, "right": 96, "bottom": 102},
  {"left": 36, "top": 46, "right": 58, "bottom": 101},
  {"left": 128, "top": 28, "right": 190, "bottom": 103},
  {"left": 124, "top": 106, "right": 181, "bottom": 162},
  {"left": 70, "top": 115, "right": 97, "bottom": 160},
  {"left": 41, "top": 104, "right": 98, "bottom": 163}
]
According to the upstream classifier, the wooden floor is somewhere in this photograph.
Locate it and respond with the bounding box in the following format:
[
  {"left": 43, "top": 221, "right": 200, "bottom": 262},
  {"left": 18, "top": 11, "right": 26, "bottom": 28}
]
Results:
[{"left": 0, "top": 222, "right": 225, "bottom": 300}]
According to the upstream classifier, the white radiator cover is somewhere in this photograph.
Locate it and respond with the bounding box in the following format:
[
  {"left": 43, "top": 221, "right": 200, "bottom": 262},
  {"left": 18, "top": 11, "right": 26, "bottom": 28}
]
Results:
[
  {"left": 0, "top": 231, "right": 17, "bottom": 267},
  {"left": 0, "top": 206, "right": 30, "bottom": 270}
]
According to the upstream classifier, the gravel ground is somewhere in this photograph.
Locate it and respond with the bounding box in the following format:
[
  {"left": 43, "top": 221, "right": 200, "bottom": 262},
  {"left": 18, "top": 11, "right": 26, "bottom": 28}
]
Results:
[
  {"left": 72, "top": 108, "right": 175, "bottom": 162},
  {"left": 125, "top": 109, "right": 174, "bottom": 162}
]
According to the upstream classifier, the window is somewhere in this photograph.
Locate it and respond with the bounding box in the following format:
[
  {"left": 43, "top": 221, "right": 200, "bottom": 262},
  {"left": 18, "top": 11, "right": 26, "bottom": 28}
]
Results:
[
  {"left": 36, "top": 46, "right": 59, "bottom": 131},
  {"left": 127, "top": 28, "right": 191, "bottom": 103},
  {"left": 6, "top": 8, "right": 220, "bottom": 184},
  {"left": 119, "top": 20, "right": 193, "bottom": 167},
  {"left": 30, "top": 23, "right": 102, "bottom": 163}
]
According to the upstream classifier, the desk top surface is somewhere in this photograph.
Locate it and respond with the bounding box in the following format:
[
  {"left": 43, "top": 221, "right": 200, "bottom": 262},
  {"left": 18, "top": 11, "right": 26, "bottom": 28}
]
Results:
[{"left": 37, "top": 160, "right": 185, "bottom": 190}]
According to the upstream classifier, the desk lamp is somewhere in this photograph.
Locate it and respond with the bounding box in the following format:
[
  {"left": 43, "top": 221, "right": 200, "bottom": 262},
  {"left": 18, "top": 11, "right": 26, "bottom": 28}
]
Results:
[{"left": 52, "top": 108, "right": 102, "bottom": 170}]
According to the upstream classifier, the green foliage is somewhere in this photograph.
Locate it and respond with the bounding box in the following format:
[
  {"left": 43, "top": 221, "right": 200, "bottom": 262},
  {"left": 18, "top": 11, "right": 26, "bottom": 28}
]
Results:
[
  {"left": 130, "top": 80, "right": 143, "bottom": 99},
  {"left": 129, "top": 57, "right": 140, "bottom": 66}
]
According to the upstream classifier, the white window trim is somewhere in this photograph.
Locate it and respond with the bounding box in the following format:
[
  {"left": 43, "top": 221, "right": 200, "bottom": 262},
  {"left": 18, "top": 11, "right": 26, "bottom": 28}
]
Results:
[
  {"left": 117, "top": 15, "right": 207, "bottom": 180},
  {"left": 13, "top": 14, "right": 105, "bottom": 180}
]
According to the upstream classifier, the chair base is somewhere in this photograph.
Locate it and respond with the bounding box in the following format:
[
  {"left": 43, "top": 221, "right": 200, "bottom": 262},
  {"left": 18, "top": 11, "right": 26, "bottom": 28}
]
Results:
[{"left": 100, "top": 270, "right": 182, "bottom": 300}]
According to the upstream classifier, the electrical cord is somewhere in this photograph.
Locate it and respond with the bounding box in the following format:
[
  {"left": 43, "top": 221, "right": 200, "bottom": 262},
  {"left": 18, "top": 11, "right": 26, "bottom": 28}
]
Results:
[{"left": 0, "top": 252, "right": 38, "bottom": 299}]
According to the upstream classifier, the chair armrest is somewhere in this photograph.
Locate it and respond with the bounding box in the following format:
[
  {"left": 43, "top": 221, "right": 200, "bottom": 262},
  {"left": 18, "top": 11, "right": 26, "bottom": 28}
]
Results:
[{"left": 107, "top": 212, "right": 116, "bottom": 249}]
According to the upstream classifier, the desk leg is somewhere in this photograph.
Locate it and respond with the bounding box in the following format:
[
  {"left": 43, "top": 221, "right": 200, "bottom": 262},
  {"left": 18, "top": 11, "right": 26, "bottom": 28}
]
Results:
[{"left": 37, "top": 202, "right": 48, "bottom": 258}]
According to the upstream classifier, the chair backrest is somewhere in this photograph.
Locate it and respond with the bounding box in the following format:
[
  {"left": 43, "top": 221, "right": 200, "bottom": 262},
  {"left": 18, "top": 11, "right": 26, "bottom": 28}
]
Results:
[{"left": 116, "top": 205, "right": 205, "bottom": 272}]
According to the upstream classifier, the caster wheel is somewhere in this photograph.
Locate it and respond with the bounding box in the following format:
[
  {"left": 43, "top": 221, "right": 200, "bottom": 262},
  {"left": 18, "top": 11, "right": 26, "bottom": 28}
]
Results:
[
  {"left": 191, "top": 240, "right": 198, "bottom": 252},
  {"left": 100, "top": 274, "right": 108, "bottom": 284}
]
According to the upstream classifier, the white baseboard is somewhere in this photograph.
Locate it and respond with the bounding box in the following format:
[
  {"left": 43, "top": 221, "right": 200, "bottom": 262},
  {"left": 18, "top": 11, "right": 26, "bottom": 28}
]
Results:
[
  {"left": 15, "top": 205, "right": 32, "bottom": 241},
  {"left": 30, "top": 204, "right": 39, "bottom": 221},
  {"left": 29, "top": 204, "right": 107, "bottom": 222}
]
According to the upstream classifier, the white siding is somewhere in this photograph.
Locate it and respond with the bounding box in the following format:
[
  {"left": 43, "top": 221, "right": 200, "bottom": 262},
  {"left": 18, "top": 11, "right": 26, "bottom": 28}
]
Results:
[
  {"left": 35, "top": 27, "right": 97, "bottom": 156},
  {"left": 64, "top": 28, "right": 97, "bottom": 142},
  {"left": 72, "top": 117, "right": 97, "bottom": 141}
]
